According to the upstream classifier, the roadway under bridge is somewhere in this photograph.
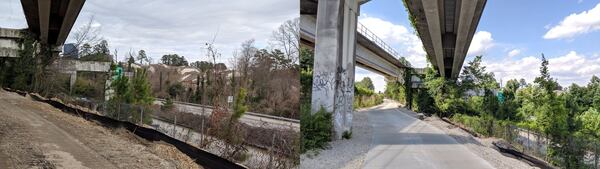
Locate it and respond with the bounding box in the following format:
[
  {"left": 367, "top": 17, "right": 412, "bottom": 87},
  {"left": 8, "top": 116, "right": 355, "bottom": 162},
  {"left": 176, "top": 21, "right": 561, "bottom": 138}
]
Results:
[{"left": 301, "top": 0, "right": 486, "bottom": 139}]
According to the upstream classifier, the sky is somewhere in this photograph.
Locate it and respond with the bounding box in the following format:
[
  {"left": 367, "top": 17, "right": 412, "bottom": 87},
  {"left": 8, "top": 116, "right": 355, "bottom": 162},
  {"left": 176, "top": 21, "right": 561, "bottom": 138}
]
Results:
[
  {"left": 0, "top": 0, "right": 298, "bottom": 65},
  {"left": 356, "top": 0, "right": 600, "bottom": 92}
]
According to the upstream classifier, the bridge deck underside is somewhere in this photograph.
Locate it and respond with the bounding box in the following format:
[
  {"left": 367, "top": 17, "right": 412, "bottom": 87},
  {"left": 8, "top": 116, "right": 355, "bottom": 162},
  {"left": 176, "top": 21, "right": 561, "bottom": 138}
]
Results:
[
  {"left": 20, "top": 0, "right": 85, "bottom": 46},
  {"left": 300, "top": 15, "right": 406, "bottom": 80},
  {"left": 405, "top": 0, "right": 486, "bottom": 79}
]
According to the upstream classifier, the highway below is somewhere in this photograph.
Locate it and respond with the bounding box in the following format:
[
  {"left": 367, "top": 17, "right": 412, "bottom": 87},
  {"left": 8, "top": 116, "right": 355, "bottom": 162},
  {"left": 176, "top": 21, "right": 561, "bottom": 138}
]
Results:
[
  {"left": 363, "top": 100, "right": 494, "bottom": 169},
  {"left": 153, "top": 100, "right": 299, "bottom": 131}
]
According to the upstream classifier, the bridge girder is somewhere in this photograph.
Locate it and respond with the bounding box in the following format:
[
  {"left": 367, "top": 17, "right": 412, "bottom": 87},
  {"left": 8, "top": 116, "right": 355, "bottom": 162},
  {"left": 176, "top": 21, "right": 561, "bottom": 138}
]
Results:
[
  {"left": 21, "top": 0, "right": 86, "bottom": 46},
  {"left": 404, "top": 0, "right": 487, "bottom": 79}
]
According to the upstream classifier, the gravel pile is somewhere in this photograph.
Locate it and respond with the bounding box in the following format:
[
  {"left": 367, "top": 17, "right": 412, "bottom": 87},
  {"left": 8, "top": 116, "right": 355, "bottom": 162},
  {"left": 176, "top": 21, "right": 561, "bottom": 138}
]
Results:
[
  {"left": 422, "top": 114, "right": 538, "bottom": 169},
  {"left": 300, "top": 106, "right": 380, "bottom": 169}
]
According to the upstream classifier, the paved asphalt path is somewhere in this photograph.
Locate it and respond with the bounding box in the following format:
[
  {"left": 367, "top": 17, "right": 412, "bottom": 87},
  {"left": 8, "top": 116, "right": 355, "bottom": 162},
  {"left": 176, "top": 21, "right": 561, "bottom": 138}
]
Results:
[{"left": 363, "top": 100, "right": 494, "bottom": 169}]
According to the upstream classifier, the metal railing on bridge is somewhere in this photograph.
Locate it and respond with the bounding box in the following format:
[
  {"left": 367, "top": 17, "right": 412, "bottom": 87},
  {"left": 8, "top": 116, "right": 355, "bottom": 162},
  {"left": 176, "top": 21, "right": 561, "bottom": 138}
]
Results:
[{"left": 357, "top": 23, "right": 412, "bottom": 67}]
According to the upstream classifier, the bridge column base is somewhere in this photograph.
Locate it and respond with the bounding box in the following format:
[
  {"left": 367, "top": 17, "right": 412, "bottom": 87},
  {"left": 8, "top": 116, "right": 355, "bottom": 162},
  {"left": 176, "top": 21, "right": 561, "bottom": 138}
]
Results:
[
  {"left": 69, "top": 71, "right": 77, "bottom": 95},
  {"left": 311, "top": 0, "right": 361, "bottom": 139}
]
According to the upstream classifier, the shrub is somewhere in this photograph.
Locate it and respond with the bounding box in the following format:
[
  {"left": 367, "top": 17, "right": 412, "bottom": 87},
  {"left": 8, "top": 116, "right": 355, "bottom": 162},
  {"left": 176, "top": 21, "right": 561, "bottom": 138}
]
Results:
[
  {"left": 354, "top": 85, "right": 383, "bottom": 109},
  {"left": 301, "top": 106, "right": 333, "bottom": 153},
  {"left": 342, "top": 131, "right": 352, "bottom": 139},
  {"left": 415, "top": 89, "right": 437, "bottom": 115},
  {"left": 451, "top": 113, "right": 513, "bottom": 138}
]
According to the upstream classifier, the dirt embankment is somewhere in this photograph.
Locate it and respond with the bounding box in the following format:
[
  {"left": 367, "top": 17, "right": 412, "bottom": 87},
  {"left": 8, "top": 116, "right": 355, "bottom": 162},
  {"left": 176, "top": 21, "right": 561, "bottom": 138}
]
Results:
[{"left": 0, "top": 90, "right": 202, "bottom": 169}]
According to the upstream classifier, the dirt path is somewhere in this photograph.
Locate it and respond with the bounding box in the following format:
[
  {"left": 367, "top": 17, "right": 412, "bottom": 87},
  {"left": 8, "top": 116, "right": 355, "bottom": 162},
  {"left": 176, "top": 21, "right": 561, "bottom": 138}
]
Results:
[{"left": 0, "top": 90, "right": 201, "bottom": 169}]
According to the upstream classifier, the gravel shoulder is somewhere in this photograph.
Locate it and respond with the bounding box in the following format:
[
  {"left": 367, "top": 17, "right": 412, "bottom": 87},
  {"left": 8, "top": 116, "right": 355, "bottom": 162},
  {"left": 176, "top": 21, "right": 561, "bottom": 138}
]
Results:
[
  {"left": 299, "top": 103, "right": 385, "bottom": 169},
  {"left": 400, "top": 108, "right": 537, "bottom": 169},
  {"left": 0, "top": 90, "right": 202, "bottom": 169}
]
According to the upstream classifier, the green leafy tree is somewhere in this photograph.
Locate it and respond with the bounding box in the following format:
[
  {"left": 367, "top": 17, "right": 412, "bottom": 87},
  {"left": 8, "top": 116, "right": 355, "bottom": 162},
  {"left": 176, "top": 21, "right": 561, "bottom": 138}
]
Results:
[
  {"left": 130, "top": 69, "right": 154, "bottom": 105},
  {"left": 161, "top": 97, "right": 174, "bottom": 111},
  {"left": 232, "top": 88, "right": 247, "bottom": 121},
  {"left": 504, "top": 79, "right": 520, "bottom": 100},
  {"left": 80, "top": 40, "right": 112, "bottom": 62},
  {"left": 161, "top": 54, "right": 189, "bottom": 66},
  {"left": 459, "top": 55, "right": 498, "bottom": 92},
  {"left": 111, "top": 74, "right": 132, "bottom": 104},
  {"left": 384, "top": 81, "right": 404, "bottom": 102},
  {"left": 578, "top": 108, "right": 600, "bottom": 139},
  {"left": 136, "top": 50, "right": 149, "bottom": 65},
  {"left": 300, "top": 47, "right": 314, "bottom": 72},
  {"left": 300, "top": 48, "right": 314, "bottom": 101},
  {"left": 127, "top": 55, "right": 135, "bottom": 70},
  {"left": 93, "top": 40, "right": 110, "bottom": 55},
  {"left": 191, "top": 61, "right": 214, "bottom": 73},
  {"left": 534, "top": 54, "right": 560, "bottom": 93},
  {"left": 168, "top": 83, "right": 185, "bottom": 99},
  {"left": 587, "top": 75, "right": 600, "bottom": 110},
  {"left": 356, "top": 77, "right": 375, "bottom": 91}
]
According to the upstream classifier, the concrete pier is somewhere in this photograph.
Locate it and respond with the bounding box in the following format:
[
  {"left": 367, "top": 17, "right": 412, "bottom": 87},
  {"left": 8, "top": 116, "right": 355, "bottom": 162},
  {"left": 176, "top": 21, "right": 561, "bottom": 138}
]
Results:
[{"left": 310, "top": 0, "right": 363, "bottom": 139}]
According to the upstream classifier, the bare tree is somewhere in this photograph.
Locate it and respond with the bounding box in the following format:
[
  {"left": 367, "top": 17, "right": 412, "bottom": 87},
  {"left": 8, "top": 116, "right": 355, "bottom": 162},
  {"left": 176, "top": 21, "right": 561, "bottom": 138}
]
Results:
[
  {"left": 72, "top": 15, "right": 102, "bottom": 52},
  {"left": 113, "top": 49, "right": 118, "bottom": 63},
  {"left": 271, "top": 18, "right": 299, "bottom": 64},
  {"left": 238, "top": 39, "right": 257, "bottom": 88},
  {"left": 202, "top": 32, "right": 225, "bottom": 106}
]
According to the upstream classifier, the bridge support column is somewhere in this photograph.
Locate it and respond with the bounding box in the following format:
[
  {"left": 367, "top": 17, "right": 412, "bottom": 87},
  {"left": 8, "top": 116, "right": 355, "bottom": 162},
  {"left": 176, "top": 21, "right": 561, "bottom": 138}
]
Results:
[
  {"left": 69, "top": 71, "right": 77, "bottom": 94},
  {"left": 311, "top": 0, "right": 361, "bottom": 139}
]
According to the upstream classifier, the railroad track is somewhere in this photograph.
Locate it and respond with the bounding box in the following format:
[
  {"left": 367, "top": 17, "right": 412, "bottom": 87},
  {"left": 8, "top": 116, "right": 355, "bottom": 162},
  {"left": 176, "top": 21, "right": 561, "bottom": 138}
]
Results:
[{"left": 154, "top": 98, "right": 300, "bottom": 128}]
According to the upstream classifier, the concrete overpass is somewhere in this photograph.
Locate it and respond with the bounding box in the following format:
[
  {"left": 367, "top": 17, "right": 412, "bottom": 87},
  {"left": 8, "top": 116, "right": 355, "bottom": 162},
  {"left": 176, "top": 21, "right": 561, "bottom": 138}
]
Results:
[
  {"left": 405, "top": 0, "right": 487, "bottom": 79},
  {"left": 20, "top": 0, "right": 86, "bottom": 47},
  {"left": 0, "top": 28, "right": 23, "bottom": 58},
  {"left": 0, "top": 0, "right": 86, "bottom": 59},
  {"left": 301, "top": 0, "right": 414, "bottom": 139},
  {"left": 300, "top": 15, "right": 410, "bottom": 82},
  {"left": 48, "top": 59, "right": 111, "bottom": 93},
  {"left": 301, "top": 0, "right": 485, "bottom": 139}
]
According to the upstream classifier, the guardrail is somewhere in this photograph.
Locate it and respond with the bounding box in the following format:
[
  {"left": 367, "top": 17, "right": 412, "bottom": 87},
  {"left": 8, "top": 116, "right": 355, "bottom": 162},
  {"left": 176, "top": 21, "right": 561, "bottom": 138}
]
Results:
[
  {"left": 155, "top": 98, "right": 300, "bottom": 124},
  {"left": 357, "top": 23, "right": 411, "bottom": 67}
]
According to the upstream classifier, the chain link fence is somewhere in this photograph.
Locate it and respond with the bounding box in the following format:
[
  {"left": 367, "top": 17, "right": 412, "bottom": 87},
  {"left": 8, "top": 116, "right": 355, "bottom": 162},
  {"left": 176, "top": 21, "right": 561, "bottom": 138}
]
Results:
[
  {"left": 452, "top": 114, "right": 600, "bottom": 168},
  {"left": 47, "top": 94, "right": 298, "bottom": 168}
]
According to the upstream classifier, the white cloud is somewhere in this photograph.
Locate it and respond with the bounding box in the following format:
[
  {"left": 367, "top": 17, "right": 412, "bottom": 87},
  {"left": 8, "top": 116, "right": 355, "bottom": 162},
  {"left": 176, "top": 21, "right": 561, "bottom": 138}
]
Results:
[
  {"left": 508, "top": 49, "right": 521, "bottom": 57},
  {"left": 485, "top": 51, "right": 600, "bottom": 86},
  {"left": 467, "top": 31, "right": 494, "bottom": 56},
  {"left": 0, "top": 0, "right": 27, "bottom": 28},
  {"left": 358, "top": 15, "right": 428, "bottom": 68},
  {"left": 543, "top": 3, "right": 600, "bottom": 39},
  {"left": 8, "top": 0, "right": 297, "bottom": 64}
]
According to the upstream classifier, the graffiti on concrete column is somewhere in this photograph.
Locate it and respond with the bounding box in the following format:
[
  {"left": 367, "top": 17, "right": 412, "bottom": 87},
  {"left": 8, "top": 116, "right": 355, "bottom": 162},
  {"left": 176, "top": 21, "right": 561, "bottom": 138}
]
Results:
[
  {"left": 311, "top": 72, "right": 337, "bottom": 113},
  {"left": 312, "top": 72, "right": 335, "bottom": 94},
  {"left": 333, "top": 68, "right": 354, "bottom": 134}
]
